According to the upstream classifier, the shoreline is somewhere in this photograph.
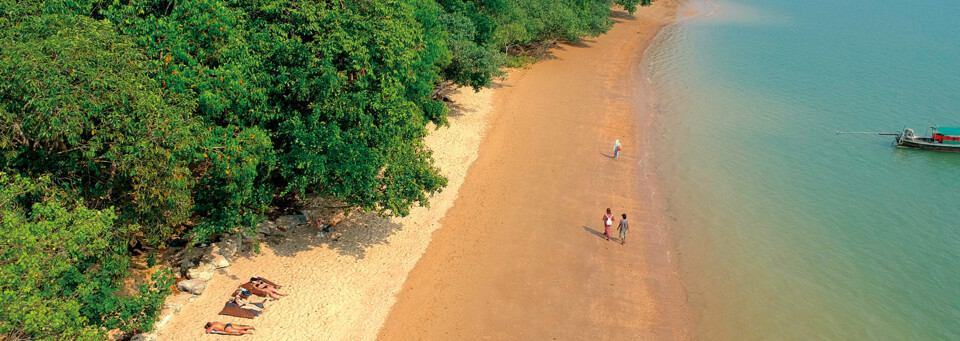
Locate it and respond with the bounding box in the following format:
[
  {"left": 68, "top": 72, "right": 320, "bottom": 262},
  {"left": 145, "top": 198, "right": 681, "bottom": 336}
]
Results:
[
  {"left": 635, "top": 8, "right": 694, "bottom": 337},
  {"left": 378, "top": 1, "right": 689, "bottom": 339}
]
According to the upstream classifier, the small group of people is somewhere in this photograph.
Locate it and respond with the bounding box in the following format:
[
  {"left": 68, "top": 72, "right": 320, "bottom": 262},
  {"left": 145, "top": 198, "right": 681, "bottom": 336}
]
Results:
[
  {"left": 602, "top": 208, "right": 629, "bottom": 245},
  {"left": 248, "top": 277, "right": 288, "bottom": 300},
  {"left": 231, "top": 277, "right": 287, "bottom": 311},
  {"left": 206, "top": 277, "right": 288, "bottom": 335},
  {"left": 604, "top": 139, "right": 630, "bottom": 244}
]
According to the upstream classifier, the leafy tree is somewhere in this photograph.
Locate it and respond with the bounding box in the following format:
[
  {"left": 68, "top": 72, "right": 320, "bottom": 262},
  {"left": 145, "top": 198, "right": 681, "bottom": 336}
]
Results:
[
  {"left": 0, "top": 13, "right": 200, "bottom": 244},
  {"left": 0, "top": 173, "right": 173, "bottom": 340},
  {"left": 104, "top": 0, "right": 278, "bottom": 241},
  {"left": 433, "top": 0, "right": 655, "bottom": 87},
  {"left": 240, "top": 0, "right": 451, "bottom": 216},
  {"left": 104, "top": 0, "right": 454, "bottom": 224},
  {"left": 436, "top": 0, "right": 504, "bottom": 89},
  {"left": 617, "top": 0, "right": 654, "bottom": 14}
]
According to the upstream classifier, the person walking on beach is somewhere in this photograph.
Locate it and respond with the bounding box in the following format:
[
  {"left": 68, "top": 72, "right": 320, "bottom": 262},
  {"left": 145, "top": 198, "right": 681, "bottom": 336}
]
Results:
[
  {"left": 614, "top": 139, "right": 622, "bottom": 159},
  {"left": 602, "top": 208, "right": 615, "bottom": 241},
  {"left": 618, "top": 214, "right": 629, "bottom": 245}
]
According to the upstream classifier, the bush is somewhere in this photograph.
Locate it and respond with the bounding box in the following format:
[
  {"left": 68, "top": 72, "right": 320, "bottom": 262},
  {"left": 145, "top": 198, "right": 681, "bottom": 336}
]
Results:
[
  {"left": 0, "top": 173, "right": 173, "bottom": 340},
  {"left": 0, "top": 13, "right": 200, "bottom": 245}
]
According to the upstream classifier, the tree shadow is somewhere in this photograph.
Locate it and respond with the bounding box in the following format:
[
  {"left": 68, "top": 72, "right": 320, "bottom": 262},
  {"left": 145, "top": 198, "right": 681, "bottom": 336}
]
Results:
[
  {"left": 565, "top": 39, "right": 597, "bottom": 49},
  {"left": 247, "top": 211, "right": 402, "bottom": 260},
  {"left": 610, "top": 10, "right": 636, "bottom": 21},
  {"left": 511, "top": 40, "right": 563, "bottom": 61},
  {"left": 519, "top": 48, "right": 561, "bottom": 62},
  {"left": 446, "top": 98, "right": 475, "bottom": 118},
  {"left": 489, "top": 79, "right": 511, "bottom": 89}
]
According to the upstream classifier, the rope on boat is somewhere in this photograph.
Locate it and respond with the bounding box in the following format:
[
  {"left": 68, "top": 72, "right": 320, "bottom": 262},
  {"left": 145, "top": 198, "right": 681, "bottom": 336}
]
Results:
[{"left": 836, "top": 131, "right": 900, "bottom": 136}]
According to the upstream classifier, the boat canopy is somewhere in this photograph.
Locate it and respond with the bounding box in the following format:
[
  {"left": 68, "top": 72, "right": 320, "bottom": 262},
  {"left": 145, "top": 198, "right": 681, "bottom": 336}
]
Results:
[{"left": 935, "top": 127, "right": 960, "bottom": 136}]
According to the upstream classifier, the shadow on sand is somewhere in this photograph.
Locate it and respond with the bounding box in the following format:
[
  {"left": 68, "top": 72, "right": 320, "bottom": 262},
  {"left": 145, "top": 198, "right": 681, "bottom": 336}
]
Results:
[
  {"left": 232, "top": 211, "right": 403, "bottom": 261},
  {"left": 583, "top": 226, "right": 623, "bottom": 243},
  {"left": 436, "top": 81, "right": 510, "bottom": 118},
  {"left": 583, "top": 226, "right": 607, "bottom": 239},
  {"left": 609, "top": 10, "right": 636, "bottom": 21}
]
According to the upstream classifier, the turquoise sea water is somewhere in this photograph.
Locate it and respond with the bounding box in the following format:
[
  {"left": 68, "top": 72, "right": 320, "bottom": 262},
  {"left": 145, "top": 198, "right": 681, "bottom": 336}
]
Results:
[{"left": 645, "top": 0, "right": 960, "bottom": 339}]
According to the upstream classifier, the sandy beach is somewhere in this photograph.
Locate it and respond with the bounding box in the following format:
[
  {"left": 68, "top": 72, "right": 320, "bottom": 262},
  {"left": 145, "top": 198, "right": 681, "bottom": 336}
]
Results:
[
  {"left": 155, "top": 83, "right": 498, "bottom": 340},
  {"left": 154, "top": 2, "right": 685, "bottom": 340},
  {"left": 378, "top": 1, "right": 688, "bottom": 339}
]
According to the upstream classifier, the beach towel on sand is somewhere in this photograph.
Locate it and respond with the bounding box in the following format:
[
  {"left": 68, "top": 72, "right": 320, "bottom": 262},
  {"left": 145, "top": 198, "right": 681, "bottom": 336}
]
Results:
[
  {"left": 219, "top": 302, "right": 264, "bottom": 319},
  {"left": 239, "top": 283, "right": 269, "bottom": 297},
  {"left": 253, "top": 277, "right": 281, "bottom": 289}
]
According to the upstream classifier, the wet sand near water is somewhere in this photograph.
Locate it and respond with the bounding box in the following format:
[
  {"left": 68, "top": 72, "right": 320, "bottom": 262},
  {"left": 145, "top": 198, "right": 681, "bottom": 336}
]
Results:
[{"left": 378, "top": 2, "right": 688, "bottom": 340}]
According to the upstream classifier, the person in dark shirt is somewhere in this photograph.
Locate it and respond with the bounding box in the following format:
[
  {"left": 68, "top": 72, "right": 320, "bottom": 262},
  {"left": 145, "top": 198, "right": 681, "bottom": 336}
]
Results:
[{"left": 618, "top": 214, "right": 629, "bottom": 245}]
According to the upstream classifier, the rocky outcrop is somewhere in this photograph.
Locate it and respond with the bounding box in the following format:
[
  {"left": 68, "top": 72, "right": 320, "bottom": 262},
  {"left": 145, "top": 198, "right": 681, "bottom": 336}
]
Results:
[
  {"left": 256, "top": 220, "right": 278, "bottom": 237},
  {"left": 131, "top": 334, "right": 157, "bottom": 341},
  {"left": 209, "top": 253, "right": 230, "bottom": 269},
  {"left": 275, "top": 214, "right": 308, "bottom": 231},
  {"left": 177, "top": 279, "right": 207, "bottom": 295},
  {"left": 213, "top": 234, "right": 242, "bottom": 258},
  {"left": 186, "top": 262, "right": 216, "bottom": 281}
]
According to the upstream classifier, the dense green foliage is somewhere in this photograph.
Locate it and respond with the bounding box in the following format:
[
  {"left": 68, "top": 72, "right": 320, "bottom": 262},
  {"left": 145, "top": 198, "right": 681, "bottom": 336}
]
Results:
[
  {"left": 0, "top": 0, "right": 654, "bottom": 338},
  {"left": 436, "top": 0, "right": 652, "bottom": 88},
  {"left": 0, "top": 13, "right": 201, "bottom": 244},
  {"left": 0, "top": 173, "right": 173, "bottom": 340}
]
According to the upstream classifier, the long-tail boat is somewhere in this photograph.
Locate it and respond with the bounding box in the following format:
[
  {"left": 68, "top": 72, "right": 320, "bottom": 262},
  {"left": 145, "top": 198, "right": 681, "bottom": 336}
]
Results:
[{"left": 895, "top": 127, "right": 960, "bottom": 152}]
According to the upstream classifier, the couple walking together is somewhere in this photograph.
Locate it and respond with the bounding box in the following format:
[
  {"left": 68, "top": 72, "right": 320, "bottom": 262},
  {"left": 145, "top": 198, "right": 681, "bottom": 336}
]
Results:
[{"left": 602, "top": 208, "right": 628, "bottom": 245}]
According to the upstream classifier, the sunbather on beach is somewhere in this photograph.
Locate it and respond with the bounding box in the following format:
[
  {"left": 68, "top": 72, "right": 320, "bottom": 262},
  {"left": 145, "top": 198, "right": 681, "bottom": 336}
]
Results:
[
  {"left": 250, "top": 277, "right": 287, "bottom": 299},
  {"left": 233, "top": 291, "right": 262, "bottom": 312},
  {"left": 205, "top": 322, "right": 255, "bottom": 335}
]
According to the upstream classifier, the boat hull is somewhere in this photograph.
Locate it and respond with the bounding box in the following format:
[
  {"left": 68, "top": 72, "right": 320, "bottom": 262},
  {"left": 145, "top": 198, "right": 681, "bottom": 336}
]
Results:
[{"left": 896, "top": 137, "right": 960, "bottom": 152}]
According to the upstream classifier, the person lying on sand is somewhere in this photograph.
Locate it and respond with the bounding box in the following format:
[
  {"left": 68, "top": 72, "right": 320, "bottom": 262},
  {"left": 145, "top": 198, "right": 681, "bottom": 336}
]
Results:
[
  {"left": 233, "top": 290, "right": 262, "bottom": 312},
  {"left": 205, "top": 322, "right": 255, "bottom": 335},
  {"left": 250, "top": 277, "right": 287, "bottom": 299}
]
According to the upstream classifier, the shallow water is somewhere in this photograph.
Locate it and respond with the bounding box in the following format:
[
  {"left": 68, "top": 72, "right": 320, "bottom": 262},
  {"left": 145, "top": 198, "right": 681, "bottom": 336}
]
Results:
[{"left": 645, "top": 0, "right": 960, "bottom": 339}]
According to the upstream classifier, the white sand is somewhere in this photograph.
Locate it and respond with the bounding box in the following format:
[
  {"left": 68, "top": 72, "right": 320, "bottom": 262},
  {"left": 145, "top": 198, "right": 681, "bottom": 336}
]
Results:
[{"left": 155, "top": 84, "right": 497, "bottom": 340}]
